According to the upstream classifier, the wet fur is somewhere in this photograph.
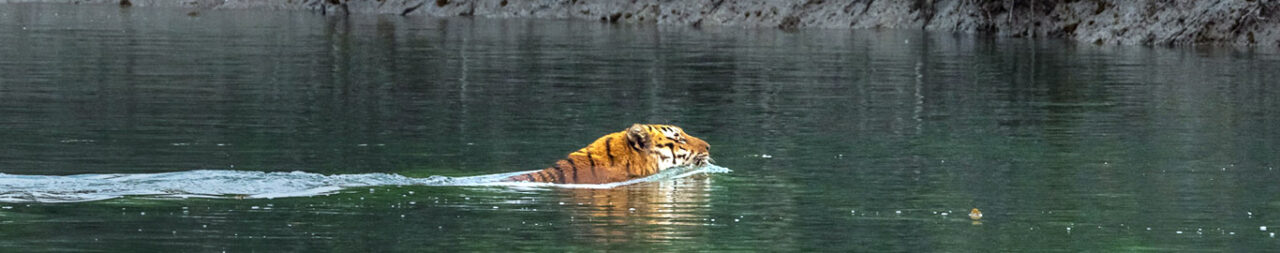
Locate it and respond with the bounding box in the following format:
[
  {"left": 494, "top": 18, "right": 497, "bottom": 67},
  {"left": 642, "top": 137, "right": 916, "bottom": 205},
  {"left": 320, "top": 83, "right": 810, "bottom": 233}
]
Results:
[{"left": 504, "top": 124, "right": 710, "bottom": 184}]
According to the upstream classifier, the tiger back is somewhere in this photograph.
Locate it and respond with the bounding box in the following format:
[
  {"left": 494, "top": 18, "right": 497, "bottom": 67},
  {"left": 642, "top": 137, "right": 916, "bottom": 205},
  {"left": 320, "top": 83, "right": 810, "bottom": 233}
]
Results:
[{"left": 504, "top": 124, "right": 711, "bottom": 184}]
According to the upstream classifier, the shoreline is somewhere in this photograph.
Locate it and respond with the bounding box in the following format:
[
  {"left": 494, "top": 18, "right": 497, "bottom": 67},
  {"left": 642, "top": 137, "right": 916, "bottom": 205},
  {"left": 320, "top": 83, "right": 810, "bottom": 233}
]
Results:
[{"left": 9, "top": 0, "right": 1280, "bottom": 47}]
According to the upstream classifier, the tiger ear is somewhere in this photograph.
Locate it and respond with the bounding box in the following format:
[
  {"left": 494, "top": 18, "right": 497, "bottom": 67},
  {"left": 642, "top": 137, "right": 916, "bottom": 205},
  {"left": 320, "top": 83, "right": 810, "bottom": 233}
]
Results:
[{"left": 626, "top": 124, "right": 650, "bottom": 151}]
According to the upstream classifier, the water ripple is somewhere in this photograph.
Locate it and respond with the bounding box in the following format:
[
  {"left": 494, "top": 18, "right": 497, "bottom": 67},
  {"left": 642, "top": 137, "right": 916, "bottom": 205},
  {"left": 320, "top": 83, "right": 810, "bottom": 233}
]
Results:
[{"left": 0, "top": 164, "right": 730, "bottom": 203}]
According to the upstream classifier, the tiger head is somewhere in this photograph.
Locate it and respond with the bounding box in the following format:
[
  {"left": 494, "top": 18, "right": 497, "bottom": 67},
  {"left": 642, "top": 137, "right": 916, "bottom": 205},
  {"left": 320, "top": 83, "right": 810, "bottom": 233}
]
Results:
[{"left": 625, "top": 124, "right": 712, "bottom": 171}]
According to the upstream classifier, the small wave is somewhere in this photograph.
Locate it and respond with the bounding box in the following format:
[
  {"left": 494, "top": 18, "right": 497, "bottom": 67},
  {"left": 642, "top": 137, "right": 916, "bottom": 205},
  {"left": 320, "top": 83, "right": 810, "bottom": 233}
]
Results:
[{"left": 0, "top": 164, "right": 731, "bottom": 203}]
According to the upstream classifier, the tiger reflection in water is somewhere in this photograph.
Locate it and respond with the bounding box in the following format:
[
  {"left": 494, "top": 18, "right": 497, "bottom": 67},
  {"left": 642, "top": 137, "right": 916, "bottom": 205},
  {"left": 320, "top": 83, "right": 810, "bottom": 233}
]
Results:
[{"left": 559, "top": 175, "right": 715, "bottom": 243}]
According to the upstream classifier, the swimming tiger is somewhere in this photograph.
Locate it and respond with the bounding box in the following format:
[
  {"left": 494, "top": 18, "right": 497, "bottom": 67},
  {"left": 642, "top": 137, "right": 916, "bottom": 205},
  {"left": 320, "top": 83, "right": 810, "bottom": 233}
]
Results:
[{"left": 504, "top": 124, "right": 711, "bottom": 184}]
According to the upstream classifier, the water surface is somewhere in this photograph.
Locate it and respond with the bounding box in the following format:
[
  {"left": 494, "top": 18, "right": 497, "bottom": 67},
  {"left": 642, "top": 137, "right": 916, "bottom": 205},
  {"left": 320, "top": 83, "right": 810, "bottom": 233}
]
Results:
[{"left": 2, "top": 3, "right": 1280, "bottom": 252}]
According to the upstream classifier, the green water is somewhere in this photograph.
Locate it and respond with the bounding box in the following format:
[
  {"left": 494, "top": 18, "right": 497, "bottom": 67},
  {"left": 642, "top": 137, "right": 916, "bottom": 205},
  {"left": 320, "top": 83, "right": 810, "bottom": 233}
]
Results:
[{"left": 3, "top": 3, "right": 1280, "bottom": 252}]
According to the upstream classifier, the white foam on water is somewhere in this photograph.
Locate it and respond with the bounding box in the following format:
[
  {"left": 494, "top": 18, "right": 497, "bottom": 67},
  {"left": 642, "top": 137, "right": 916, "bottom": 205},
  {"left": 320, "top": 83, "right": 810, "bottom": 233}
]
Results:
[
  {"left": 0, "top": 164, "right": 731, "bottom": 203},
  {"left": 451, "top": 163, "right": 732, "bottom": 189}
]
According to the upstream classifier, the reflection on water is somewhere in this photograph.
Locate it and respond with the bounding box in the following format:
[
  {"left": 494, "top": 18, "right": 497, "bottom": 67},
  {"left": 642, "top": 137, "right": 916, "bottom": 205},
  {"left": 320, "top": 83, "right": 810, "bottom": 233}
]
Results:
[
  {"left": 2, "top": 2, "right": 1280, "bottom": 252},
  {"left": 565, "top": 176, "right": 714, "bottom": 244}
]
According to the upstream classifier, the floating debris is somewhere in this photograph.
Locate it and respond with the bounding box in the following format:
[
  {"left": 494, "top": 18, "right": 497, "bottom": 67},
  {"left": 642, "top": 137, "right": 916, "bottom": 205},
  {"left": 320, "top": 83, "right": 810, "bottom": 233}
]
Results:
[{"left": 969, "top": 208, "right": 983, "bottom": 220}]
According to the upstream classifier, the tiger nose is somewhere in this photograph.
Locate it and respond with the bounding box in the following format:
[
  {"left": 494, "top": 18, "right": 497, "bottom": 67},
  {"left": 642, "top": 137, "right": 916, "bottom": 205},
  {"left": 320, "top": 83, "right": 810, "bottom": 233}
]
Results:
[{"left": 688, "top": 136, "right": 709, "bottom": 150}]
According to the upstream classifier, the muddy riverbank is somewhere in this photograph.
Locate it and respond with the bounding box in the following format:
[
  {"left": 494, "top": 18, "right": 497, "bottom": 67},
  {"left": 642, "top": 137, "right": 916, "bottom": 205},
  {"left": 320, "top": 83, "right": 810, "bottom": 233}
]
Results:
[{"left": 10, "top": 0, "right": 1280, "bottom": 46}]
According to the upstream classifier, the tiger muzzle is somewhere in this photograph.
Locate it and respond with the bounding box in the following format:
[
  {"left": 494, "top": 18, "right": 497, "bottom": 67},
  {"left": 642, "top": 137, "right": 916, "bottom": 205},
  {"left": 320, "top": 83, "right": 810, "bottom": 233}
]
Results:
[{"left": 694, "top": 154, "right": 711, "bottom": 166}]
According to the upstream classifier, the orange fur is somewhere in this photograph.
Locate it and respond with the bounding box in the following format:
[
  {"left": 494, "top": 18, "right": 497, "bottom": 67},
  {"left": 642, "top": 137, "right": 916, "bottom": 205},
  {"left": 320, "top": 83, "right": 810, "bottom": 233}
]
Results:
[{"left": 504, "top": 124, "right": 711, "bottom": 184}]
